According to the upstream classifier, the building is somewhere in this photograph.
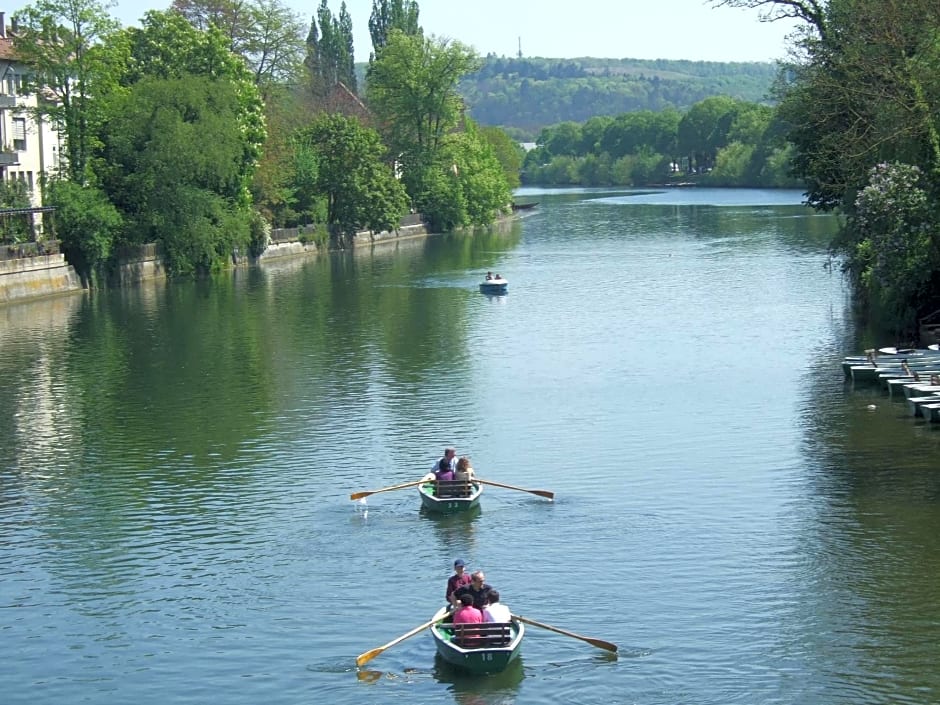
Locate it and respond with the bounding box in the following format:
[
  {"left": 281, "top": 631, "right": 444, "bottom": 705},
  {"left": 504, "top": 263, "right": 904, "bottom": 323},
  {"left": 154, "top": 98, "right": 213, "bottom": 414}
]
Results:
[{"left": 0, "top": 12, "right": 61, "bottom": 210}]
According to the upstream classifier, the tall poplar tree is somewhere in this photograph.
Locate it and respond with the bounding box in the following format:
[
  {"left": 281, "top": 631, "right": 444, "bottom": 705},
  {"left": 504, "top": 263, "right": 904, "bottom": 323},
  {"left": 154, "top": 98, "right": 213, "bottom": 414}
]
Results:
[
  {"left": 368, "top": 0, "right": 420, "bottom": 59},
  {"left": 304, "top": 0, "right": 355, "bottom": 93}
]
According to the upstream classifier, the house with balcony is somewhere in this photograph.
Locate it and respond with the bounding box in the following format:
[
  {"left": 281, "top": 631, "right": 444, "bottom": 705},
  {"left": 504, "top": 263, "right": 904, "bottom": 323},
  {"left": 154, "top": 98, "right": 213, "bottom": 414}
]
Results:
[{"left": 0, "top": 11, "right": 60, "bottom": 210}]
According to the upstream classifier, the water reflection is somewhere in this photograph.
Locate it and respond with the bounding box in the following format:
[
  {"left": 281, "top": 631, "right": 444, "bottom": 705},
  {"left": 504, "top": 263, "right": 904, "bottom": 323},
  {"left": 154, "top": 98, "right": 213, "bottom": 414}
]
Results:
[
  {"left": 432, "top": 653, "right": 524, "bottom": 705},
  {"left": 419, "top": 505, "right": 482, "bottom": 554}
]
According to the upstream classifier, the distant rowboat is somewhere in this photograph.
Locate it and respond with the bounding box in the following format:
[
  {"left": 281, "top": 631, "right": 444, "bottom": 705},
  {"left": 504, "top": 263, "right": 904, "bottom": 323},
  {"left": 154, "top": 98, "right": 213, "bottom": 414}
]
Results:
[{"left": 418, "top": 479, "right": 483, "bottom": 513}]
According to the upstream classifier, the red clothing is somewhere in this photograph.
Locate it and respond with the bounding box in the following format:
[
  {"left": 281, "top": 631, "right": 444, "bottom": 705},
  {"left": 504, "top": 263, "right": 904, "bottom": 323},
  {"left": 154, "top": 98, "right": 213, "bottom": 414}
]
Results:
[
  {"left": 452, "top": 604, "right": 484, "bottom": 646},
  {"left": 453, "top": 605, "right": 484, "bottom": 624},
  {"left": 446, "top": 573, "right": 472, "bottom": 602}
]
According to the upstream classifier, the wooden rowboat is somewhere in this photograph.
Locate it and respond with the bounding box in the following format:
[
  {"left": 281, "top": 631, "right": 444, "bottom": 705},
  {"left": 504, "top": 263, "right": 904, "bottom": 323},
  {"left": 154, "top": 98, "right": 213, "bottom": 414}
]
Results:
[
  {"left": 430, "top": 606, "right": 524, "bottom": 674},
  {"left": 418, "top": 479, "right": 483, "bottom": 514}
]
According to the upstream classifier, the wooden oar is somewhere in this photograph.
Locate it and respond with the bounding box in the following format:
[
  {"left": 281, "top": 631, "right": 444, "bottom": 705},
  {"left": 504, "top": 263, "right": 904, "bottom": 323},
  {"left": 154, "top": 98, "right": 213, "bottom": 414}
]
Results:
[
  {"left": 356, "top": 618, "right": 437, "bottom": 667},
  {"left": 350, "top": 479, "right": 424, "bottom": 501},
  {"left": 476, "top": 478, "right": 554, "bottom": 500},
  {"left": 512, "top": 614, "right": 617, "bottom": 653}
]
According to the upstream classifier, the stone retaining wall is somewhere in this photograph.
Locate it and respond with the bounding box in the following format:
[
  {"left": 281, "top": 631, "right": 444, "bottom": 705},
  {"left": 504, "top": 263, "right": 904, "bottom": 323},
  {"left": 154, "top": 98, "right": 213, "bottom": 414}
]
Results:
[{"left": 0, "top": 252, "right": 83, "bottom": 304}]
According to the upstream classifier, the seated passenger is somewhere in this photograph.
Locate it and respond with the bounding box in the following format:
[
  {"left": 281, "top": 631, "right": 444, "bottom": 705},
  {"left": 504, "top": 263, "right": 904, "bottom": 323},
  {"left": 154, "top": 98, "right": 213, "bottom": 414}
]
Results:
[
  {"left": 452, "top": 593, "right": 483, "bottom": 645},
  {"left": 433, "top": 447, "right": 457, "bottom": 482},
  {"left": 482, "top": 589, "right": 511, "bottom": 623},
  {"left": 454, "top": 456, "right": 474, "bottom": 482}
]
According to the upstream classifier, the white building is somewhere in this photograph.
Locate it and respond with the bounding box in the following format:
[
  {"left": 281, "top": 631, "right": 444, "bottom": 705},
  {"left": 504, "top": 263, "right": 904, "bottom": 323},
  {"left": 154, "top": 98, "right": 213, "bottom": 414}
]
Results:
[{"left": 0, "top": 12, "right": 61, "bottom": 209}]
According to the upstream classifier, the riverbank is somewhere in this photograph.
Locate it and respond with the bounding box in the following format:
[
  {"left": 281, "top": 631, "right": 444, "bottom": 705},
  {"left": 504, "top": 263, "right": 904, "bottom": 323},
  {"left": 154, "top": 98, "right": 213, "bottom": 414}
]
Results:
[{"left": 0, "top": 217, "right": 434, "bottom": 306}]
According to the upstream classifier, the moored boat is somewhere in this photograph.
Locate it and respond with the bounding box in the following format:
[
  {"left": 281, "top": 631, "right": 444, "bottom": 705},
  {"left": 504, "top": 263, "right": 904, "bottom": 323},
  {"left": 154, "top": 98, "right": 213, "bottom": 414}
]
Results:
[
  {"left": 430, "top": 605, "right": 524, "bottom": 675},
  {"left": 418, "top": 479, "right": 483, "bottom": 513}
]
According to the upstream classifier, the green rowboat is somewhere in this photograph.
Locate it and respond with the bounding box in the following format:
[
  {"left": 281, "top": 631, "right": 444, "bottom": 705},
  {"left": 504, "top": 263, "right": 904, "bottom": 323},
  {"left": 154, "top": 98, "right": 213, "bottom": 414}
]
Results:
[
  {"left": 418, "top": 479, "right": 483, "bottom": 514},
  {"left": 430, "top": 606, "right": 524, "bottom": 674}
]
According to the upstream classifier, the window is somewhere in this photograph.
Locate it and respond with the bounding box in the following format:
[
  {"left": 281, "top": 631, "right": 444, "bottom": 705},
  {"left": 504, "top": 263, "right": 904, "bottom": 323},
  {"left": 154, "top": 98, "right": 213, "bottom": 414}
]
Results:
[{"left": 12, "top": 117, "right": 25, "bottom": 151}]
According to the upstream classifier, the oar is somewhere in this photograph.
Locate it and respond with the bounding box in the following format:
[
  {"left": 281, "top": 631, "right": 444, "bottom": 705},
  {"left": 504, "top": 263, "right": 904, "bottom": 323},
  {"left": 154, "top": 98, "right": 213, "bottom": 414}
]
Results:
[
  {"left": 356, "top": 618, "right": 437, "bottom": 667},
  {"left": 476, "top": 478, "right": 554, "bottom": 501},
  {"left": 350, "top": 479, "right": 425, "bottom": 501},
  {"left": 512, "top": 614, "right": 617, "bottom": 653}
]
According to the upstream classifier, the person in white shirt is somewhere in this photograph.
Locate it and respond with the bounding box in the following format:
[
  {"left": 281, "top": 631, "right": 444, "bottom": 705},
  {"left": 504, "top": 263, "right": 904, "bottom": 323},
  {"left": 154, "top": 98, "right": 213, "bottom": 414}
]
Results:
[{"left": 482, "top": 589, "right": 511, "bottom": 623}]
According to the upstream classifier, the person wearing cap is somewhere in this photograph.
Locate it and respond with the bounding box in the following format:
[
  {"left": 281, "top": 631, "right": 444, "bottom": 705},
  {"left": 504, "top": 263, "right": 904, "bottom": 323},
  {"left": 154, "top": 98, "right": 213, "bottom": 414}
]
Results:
[{"left": 446, "top": 558, "right": 472, "bottom": 605}]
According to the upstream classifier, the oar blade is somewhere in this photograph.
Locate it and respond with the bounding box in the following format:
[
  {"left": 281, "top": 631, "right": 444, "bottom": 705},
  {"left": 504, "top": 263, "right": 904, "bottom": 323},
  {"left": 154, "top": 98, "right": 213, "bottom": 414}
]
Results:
[
  {"left": 586, "top": 636, "right": 618, "bottom": 653},
  {"left": 356, "top": 648, "right": 382, "bottom": 667}
]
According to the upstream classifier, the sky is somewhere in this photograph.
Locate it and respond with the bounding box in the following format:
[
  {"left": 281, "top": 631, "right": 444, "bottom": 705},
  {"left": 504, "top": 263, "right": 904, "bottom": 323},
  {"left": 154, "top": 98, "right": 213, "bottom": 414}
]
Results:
[{"left": 6, "top": 0, "right": 801, "bottom": 64}]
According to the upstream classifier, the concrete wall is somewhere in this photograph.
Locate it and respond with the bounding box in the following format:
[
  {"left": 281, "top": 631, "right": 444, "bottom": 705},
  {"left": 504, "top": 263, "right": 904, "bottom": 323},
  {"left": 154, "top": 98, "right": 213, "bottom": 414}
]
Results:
[{"left": 0, "top": 251, "right": 83, "bottom": 304}]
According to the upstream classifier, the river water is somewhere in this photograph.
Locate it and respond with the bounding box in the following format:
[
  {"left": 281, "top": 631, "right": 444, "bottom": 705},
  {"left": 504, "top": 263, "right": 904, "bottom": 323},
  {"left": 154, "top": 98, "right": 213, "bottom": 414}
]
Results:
[{"left": 3, "top": 187, "right": 940, "bottom": 704}]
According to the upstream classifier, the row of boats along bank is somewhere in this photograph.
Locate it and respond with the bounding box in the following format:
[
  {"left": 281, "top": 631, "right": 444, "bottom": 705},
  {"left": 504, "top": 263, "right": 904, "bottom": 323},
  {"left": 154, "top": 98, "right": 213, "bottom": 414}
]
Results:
[
  {"left": 349, "top": 473, "right": 618, "bottom": 675},
  {"left": 843, "top": 345, "right": 940, "bottom": 420}
]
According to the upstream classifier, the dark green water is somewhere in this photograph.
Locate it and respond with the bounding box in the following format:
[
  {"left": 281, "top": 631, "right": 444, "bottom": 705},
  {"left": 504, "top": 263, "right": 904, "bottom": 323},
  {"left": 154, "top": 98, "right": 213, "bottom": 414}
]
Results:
[{"left": 3, "top": 188, "right": 940, "bottom": 705}]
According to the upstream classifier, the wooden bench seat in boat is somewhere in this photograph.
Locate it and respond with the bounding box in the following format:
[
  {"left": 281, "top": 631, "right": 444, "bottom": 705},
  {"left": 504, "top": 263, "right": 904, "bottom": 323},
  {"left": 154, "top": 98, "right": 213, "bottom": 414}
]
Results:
[
  {"left": 435, "top": 479, "right": 472, "bottom": 498},
  {"left": 451, "top": 622, "right": 512, "bottom": 647}
]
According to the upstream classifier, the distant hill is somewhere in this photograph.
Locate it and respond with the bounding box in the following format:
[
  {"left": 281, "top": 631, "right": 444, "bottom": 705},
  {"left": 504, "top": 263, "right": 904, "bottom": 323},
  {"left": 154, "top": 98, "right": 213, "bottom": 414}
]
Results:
[{"left": 459, "top": 56, "right": 780, "bottom": 139}]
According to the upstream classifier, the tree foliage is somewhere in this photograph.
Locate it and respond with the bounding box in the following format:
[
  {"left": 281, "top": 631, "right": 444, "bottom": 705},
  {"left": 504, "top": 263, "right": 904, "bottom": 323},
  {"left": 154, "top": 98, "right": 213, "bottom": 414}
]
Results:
[
  {"left": 304, "top": 0, "right": 357, "bottom": 95},
  {"left": 298, "top": 113, "right": 408, "bottom": 236},
  {"left": 765, "top": 0, "right": 940, "bottom": 332},
  {"left": 172, "top": 0, "right": 306, "bottom": 95},
  {"left": 366, "top": 30, "right": 479, "bottom": 172},
  {"left": 12, "top": 0, "right": 121, "bottom": 182},
  {"left": 367, "top": 0, "right": 420, "bottom": 58},
  {"left": 97, "top": 73, "right": 258, "bottom": 273}
]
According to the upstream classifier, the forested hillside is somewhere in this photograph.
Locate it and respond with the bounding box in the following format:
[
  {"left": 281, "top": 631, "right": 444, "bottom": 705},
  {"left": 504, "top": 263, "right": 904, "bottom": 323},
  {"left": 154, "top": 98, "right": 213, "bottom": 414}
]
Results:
[{"left": 459, "top": 56, "right": 779, "bottom": 138}]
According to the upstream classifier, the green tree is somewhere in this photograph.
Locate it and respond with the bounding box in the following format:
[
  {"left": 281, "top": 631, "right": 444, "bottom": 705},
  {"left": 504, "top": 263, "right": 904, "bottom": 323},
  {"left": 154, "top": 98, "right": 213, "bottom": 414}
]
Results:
[
  {"left": 300, "top": 113, "right": 408, "bottom": 236},
  {"left": 677, "top": 96, "right": 740, "bottom": 172},
  {"left": 366, "top": 30, "right": 479, "bottom": 180},
  {"left": 479, "top": 125, "right": 523, "bottom": 189},
  {"left": 97, "top": 75, "right": 257, "bottom": 273},
  {"left": 0, "top": 180, "right": 38, "bottom": 243},
  {"left": 172, "top": 0, "right": 306, "bottom": 95},
  {"left": 47, "top": 179, "right": 123, "bottom": 282},
  {"left": 305, "top": 0, "right": 355, "bottom": 92},
  {"left": 118, "top": 10, "right": 266, "bottom": 193},
  {"left": 13, "top": 0, "right": 121, "bottom": 182},
  {"left": 368, "top": 0, "right": 420, "bottom": 58}
]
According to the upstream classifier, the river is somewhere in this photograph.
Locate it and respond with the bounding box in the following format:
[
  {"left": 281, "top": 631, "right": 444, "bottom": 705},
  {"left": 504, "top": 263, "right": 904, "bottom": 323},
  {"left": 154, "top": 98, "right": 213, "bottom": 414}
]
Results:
[{"left": 3, "top": 187, "right": 939, "bottom": 705}]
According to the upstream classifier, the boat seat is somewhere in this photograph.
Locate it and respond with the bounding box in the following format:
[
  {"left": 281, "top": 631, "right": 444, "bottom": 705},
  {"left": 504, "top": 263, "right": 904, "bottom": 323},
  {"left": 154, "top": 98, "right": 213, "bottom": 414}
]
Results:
[
  {"left": 436, "top": 479, "right": 472, "bottom": 498},
  {"left": 452, "top": 622, "right": 512, "bottom": 647}
]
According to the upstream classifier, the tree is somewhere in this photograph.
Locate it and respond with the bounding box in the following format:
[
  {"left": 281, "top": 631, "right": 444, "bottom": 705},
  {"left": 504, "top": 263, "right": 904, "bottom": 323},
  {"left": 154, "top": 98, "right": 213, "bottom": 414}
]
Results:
[
  {"left": 709, "top": 0, "right": 828, "bottom": 40},
  {"left": 368, "top": 0, "right": 420, "bottom": 58},
  {"left": 304, "top": 0, "right": 356, "bottom": 95},
  {"left": 119, "top": 10, "right": 266, "bottom": 185},
  {"left": 47, "top": 179, "right": 123, "bottom": 283},
  {"left": 173, "top": 0, "right": 306, "bottom": 97},
  {"left": 12, "top": 0, "right": 121, "bottom": 183},
  {"left": 479, "top": 126, "right": 523, "bottom": 189},
  {"left": 366, "top": 30, "right": 479, "bottom": 176},
  {"left": 677, "top": 96, "right": 739, "bottom": 172},
  {"left": 97, "top": 74, "right": 257, "bottom": 273},
  {"left": 300, "top": 113, "right": 408, "bottom": 236}
]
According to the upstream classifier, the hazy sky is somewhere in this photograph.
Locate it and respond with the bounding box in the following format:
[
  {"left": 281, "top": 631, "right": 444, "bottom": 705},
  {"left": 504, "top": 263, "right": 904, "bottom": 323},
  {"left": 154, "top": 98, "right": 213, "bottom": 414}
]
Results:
[{"left": 7, "top": 0, "right": 801, "bottom": 64}]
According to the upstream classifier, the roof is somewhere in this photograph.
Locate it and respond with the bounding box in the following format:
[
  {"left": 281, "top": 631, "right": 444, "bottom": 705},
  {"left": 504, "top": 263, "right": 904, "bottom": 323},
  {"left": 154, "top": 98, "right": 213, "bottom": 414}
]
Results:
[{"left": 0, "top": 37, "right": 15, "bottom": 61}]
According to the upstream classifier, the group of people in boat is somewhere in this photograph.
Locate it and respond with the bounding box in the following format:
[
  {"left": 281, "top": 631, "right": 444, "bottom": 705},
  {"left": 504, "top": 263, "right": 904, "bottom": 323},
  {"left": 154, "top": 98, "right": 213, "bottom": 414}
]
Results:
[
  {"left": 422, "top": 446, "right": 475, "bottom": 484},
  {"left": 446, "top": 559, "right": 511, "bottom": 627},
  {"left": 484, "top": 271, "right": 503, "bottom": 281}
]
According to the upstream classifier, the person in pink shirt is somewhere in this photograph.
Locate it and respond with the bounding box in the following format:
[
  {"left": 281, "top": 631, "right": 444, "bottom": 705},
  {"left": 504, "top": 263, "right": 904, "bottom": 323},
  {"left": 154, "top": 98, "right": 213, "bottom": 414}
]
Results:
[
  {"left": 453, "top": 593, "right": 483, "bottom": 624},
  {"left": 452, "top": 593, "right": 484, "bottom": 645}
]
